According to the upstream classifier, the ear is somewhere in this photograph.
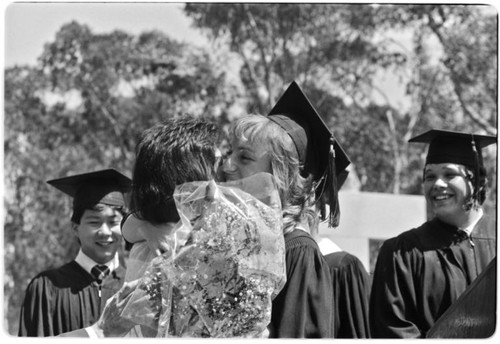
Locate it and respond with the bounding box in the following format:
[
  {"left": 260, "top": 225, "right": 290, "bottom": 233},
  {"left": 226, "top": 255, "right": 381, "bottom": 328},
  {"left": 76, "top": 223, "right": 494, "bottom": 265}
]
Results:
[{"left": 71, "top": 222, "right": 79, "bottom": 236}]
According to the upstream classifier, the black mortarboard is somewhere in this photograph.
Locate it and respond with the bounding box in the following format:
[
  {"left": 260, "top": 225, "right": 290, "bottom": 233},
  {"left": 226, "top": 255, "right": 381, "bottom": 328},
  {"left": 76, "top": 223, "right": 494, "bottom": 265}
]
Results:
[
  {"left": 47, "top": 169, "right": 132, "bottom": 223},
  {"left": 409, "top": 129, "right": 497, "bottom": 168},
  {"left": 267, "top": 81, "right": 351, "bottom": 227}
]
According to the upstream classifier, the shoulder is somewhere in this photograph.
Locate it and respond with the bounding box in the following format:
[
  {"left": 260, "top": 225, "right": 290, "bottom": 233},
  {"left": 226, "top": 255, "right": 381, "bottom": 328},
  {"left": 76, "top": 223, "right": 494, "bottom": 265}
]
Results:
[
  {"left": 325, "top": 251, "right": 361, "bottom": 269},
  {"left": 381, "top": 219, "right": 443, "bottom": 254},
  {"left": 375, "top": 222, "right": 439, "bottom": 267},
  {"left": 284, "top": 228, "right": 319, "bottom": 250},
  {"left": 24, "top": 262, "right": 70, "bottom": 293},
  {"left": 473, "top": 214, "right": 496, "bottom": 239},
  {"left": 29, "top": 261, "right": 91, "bottom": 290},
  {"left": 30, "top": 261, "right": 75, "bottom": 280},
  {"left": 380, "top": 228, "right": 419, "bottom": 253},
  {"left": 324, "top": 251, "right": 350, "bottom": 267},
  {"left": 284, "top": 229, "right": 329, "bottom": 272}
]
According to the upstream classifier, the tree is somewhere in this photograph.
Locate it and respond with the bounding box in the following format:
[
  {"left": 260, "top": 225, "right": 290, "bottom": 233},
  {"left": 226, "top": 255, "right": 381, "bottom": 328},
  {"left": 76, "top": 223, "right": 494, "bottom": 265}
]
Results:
[
  {"left": 375, "top": 5, "right": 497, "bottom": 134},
  {"left": 373, "top": 4, "right": 497, "bottom": 211},
  {"left": 184, "top": 3, "right": 497, "bottom": 195},
  {"left": 3, "top": 21, "right": 241, "bottom": 334}
]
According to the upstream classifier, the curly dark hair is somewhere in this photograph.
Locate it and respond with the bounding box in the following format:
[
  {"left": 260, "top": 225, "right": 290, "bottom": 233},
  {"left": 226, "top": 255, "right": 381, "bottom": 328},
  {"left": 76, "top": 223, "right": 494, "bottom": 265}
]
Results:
[
  {"left": 131, "top": 116, "right": 223, "bottom": 224},
  {"left": 465, "top": 165, "right": 488, "bottom": 208}
]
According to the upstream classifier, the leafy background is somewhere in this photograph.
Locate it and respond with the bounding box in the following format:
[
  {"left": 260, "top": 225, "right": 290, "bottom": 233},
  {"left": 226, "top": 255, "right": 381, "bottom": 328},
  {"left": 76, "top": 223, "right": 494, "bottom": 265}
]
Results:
[{"left": 3, "top": 3, "right": 497, "bottom": 335}]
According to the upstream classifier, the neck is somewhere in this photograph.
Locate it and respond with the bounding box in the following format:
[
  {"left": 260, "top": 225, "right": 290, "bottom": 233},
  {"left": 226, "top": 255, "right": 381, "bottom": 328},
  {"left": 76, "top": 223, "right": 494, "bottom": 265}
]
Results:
[{"left": 438, "top": 207, "right": 483, "bottom": 229}]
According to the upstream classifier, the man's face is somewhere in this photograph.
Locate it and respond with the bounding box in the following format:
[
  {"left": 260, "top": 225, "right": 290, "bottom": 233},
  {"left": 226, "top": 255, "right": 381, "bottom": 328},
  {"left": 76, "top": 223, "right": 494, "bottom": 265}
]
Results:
[{"left": 73, "top": 205, "right": 123, "bottom": 264}]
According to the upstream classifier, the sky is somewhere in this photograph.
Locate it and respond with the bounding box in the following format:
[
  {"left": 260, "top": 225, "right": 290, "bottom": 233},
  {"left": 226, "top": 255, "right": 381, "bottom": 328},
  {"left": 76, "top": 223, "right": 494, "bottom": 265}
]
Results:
[
  {"left": 5, "top": 0, "right": 488, "bottom": 68},
  {"left": 4, "top": 0, "right": 493, "bottom": 114},
  {"left": 3, "top": 1, "right": 209, "bottom": 68},
  {"left": 1, "top": 0, "right": 416, "bottom": 114}
]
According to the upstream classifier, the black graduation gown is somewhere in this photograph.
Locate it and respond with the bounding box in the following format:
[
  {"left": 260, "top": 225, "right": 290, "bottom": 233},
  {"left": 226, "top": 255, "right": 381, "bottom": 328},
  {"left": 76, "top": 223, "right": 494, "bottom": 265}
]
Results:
[
  {"left": 324, "top": 251, "right": 371, "bottom": 338},
  {"left": 18, "top": 260, "right": 126, "bottom": 337},
  {"left": 269, "top": 228, "right": 333, "bottom": 338},
  {"left": 370, "top": 215, "right": 496, "bottom": 338}
]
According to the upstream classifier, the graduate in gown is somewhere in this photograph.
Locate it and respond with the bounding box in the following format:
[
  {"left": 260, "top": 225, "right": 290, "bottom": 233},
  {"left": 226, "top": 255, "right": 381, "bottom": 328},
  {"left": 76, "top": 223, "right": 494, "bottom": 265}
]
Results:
[
  {"left": 270, "top": 228, "right": 333, "bottom": 337},
  {"left": 324, "top": 250, "right": 371, "bottom": 338},
  {"left": 370, "top": 130, "right": 497, "bottom": 338},
  {"left": 18, "top": 169, "right": 131, "bottom": 336},
  {"left": 318, "top": 175, "right": 371, "bottom": 338},
  {"left": 223, "top": 81, "right": 351, "bottom": 337}
]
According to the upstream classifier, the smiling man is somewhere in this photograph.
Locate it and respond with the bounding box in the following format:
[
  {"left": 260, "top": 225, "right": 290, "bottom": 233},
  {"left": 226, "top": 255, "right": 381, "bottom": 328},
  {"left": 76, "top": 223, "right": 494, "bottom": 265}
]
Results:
[
  {"left": 18, "top": 169, "right": 131, "bottom": 337},
  {"left": 369, "top": 130, "right": 497, "bottom": 338}
]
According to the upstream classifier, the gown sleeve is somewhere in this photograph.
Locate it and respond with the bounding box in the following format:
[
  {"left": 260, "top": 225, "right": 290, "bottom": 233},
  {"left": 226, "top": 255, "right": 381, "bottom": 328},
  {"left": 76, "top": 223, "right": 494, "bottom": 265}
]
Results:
[
  {"left": 369, "top": 235, "right": 423, "bottom": 338},
  {"left": 328, "top": 252, "right": 371, "bottom": 338},
  {"left": 18, "top": 275, "right": 55, "bottom": 336},
  {"left": 270, "top": 232, "right": 333, "bottom": 338}
]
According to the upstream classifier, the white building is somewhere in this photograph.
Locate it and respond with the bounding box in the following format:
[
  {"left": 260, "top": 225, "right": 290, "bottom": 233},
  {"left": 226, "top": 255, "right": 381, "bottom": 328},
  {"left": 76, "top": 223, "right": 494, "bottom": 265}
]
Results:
[{"left": 318, "top": 190, "right": 427, "bottom": 274}]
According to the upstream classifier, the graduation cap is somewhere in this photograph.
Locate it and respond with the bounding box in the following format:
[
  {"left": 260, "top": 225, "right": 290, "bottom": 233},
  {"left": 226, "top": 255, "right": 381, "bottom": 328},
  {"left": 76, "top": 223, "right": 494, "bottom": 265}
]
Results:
[
  {"left": 409, "top": 129, "right": 497, "bottom": 206},
  {"left": 47, "top": 169, "right": 132, "bottom": 223},
  {"left": 409, "top": 129, "right": 497, "bottom": 168},
  {"left": 267, "top": 81, "right": 351, "bottom": 227}
]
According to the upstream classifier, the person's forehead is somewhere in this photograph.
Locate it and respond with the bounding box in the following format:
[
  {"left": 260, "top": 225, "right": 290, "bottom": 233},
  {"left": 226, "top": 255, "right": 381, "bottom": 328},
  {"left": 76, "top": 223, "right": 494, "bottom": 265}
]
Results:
[
  {"left": 425, "top": 163, "right": 467, "bottom": 172},
  {"left": 231, "top": 133, "right": 263, "bottom": 146},
  {"left": 232, "top": 138, "right": 268, "bottom": 154},
  {"left": 81, "top": 205, "right": 122, "bottom": 218}
]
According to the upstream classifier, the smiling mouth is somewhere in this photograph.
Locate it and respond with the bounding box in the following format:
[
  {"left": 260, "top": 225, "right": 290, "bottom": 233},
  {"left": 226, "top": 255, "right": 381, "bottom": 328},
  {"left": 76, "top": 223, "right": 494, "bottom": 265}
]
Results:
[
  {"left": 433, "top": 194, "right": 453, "bottom": 201},
  {"left": 96, "top": 242, "right": 114, "bottom": 247}
]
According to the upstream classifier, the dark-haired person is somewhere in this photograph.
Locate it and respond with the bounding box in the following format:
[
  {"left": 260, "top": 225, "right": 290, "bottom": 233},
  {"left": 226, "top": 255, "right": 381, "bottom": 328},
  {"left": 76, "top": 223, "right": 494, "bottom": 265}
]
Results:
[
  {"left": 323, "top": 249, "right": 371, "bottom": 338},
  {"left": 370, "top": 130, "right": 497, "bottom": 338},
  {"left": 59, "top": 117, "right": 224, "bottom": 338},
  {"left": 18, "top": 169, "right": 131, "bottom": 336},
  {"left": 121, "top": 116, "right": 225, "bottom": 283}
]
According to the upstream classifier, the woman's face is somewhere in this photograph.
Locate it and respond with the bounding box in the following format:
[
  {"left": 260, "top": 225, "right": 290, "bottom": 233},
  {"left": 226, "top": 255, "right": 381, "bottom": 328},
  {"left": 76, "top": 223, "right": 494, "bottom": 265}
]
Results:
[
  {"left": 222, "top": 137, "right": 272, "bottom": 181},
  {"left": 423, "top": 163, "right": 473, "bottom": 220}
]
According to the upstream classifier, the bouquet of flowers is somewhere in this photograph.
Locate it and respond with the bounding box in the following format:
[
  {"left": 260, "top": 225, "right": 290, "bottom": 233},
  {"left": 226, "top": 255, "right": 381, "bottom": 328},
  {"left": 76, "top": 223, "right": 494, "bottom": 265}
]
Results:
[{"left": 119, "top": 172, "right": 286, "bottom": 337}]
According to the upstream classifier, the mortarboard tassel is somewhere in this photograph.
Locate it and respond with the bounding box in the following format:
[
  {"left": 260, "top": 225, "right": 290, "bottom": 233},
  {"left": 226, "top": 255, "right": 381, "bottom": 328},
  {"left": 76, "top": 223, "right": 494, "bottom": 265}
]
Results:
[
  {"left": 470, "top": 135, "right": 480, "bottom": 210},
  {"left": 327, "top": 137, "right": 340, "bottom": 227}
]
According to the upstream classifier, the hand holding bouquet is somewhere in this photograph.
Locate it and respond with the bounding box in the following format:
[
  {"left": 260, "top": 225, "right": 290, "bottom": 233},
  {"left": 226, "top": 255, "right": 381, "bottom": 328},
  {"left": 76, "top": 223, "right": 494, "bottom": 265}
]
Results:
[{"left": 119, "top": 173, "right": 286, "bottom": 337}]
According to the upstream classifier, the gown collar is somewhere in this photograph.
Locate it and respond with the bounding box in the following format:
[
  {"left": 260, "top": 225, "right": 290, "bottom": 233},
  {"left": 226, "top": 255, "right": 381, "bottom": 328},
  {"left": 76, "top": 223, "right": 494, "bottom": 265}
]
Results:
[
  {"left": 416, "top": 211, "right": 488, "bottom": 249},
  {"left": 75, "top": 249, "right": 119, "bottom": 275}
]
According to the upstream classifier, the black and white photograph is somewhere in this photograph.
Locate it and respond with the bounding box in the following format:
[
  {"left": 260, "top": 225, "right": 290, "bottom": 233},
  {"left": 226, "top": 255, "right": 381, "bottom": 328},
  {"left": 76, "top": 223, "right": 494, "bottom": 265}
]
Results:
[{"left": 2, "top": 0, "right": 498, "bottom": 339}]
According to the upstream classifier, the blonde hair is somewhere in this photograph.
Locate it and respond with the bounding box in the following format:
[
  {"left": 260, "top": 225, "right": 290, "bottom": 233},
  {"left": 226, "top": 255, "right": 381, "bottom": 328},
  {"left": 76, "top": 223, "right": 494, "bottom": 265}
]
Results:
[{"left": 229, "top": 114, "right": 318, "bottom": 235}]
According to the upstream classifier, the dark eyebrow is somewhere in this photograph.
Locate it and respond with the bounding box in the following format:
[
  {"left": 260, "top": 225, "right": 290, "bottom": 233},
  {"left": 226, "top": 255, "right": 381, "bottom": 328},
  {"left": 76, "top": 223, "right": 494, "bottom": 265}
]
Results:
[
  {"left": 442, "top": 166, "right": 462, "bottom": 173},
  {"left": 83, "top": 214, "right": 103, "bottom": 221},
  {"left": 83, "top": 213, "right": 121, "bottom": 223}
]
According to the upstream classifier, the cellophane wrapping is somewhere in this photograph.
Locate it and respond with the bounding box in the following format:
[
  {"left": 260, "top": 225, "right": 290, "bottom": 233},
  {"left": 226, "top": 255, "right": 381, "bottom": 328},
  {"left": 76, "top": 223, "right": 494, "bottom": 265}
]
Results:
[{"left": 119, "top": 172, "right": 286, "bottom": 337}]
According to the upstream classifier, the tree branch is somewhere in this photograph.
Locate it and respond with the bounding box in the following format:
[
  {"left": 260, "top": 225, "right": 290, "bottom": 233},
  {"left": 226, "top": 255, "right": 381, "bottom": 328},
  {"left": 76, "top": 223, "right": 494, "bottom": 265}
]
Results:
[{"left": 426, "top": 11, "right": 496, "bottom": 134}]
